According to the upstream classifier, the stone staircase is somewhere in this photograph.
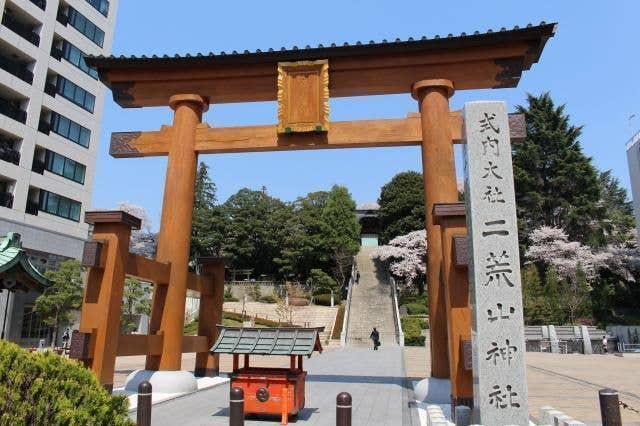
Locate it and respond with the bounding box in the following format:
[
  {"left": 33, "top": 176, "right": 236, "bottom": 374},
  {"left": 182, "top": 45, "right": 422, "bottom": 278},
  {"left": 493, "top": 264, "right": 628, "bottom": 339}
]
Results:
[{"left": 345, "top": 246, "right": 398, "bottom": 347}]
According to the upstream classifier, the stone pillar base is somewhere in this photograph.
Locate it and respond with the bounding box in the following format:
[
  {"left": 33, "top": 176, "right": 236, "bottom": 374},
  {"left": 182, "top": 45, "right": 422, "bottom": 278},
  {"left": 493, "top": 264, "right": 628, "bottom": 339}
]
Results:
[{"left": 123, "top": 370, "right": 198, "bottom": 394}]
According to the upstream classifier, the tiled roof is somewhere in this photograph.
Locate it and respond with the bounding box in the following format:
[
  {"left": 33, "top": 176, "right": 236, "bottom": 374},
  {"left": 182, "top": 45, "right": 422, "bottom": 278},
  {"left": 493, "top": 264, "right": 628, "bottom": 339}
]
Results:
[
  {"left": 0, "top": 233, "right": 50, "bottom": 291},
  {"left": 85, "top": 22, "right": 556, "bottom": 68},
  {"left": 210, "top": 326, "right": 324, "bottom": 356}
]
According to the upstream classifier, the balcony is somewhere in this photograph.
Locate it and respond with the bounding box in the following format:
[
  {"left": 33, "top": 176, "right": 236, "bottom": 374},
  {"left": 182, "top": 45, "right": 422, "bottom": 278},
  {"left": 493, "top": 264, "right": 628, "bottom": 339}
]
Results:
[
  {"left": 0, "top": 191, "right": 13, "bottom": 209},
  {"left": 38, "top": 119, "right": 50, "bottom": 134},
  {"left": 29, "top": 0, "right": 46, "bottom": 11},
  {"left": 0, "top": 141, "right": 20, "bottom": 165},
  {"left": 25, "top": 199, "right": 39, "bottom": 215},
  {"left": 56, "top": 9, "right": 68, "bottom": 26},
  {"left": 31, "top": 158, "right": 45, "bottom": 174},
  {"left": 50, "top": 45, "right": 62, "bottom": 60},
  {"left": 1, "top": 13, "right": 40, "bottom": 47},
  {"left": 0, "top": 97, "right": 26, "bottom": 123},
  {"left": 44, "top": 80, "right": 56, "bottom": 96},
  {"left": 0, "top": 54, "right": 33, "bottom": 84}
]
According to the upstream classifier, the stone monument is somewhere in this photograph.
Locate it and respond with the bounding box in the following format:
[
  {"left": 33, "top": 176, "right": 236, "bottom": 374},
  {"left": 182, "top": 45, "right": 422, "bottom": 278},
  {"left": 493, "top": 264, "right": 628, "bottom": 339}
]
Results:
[{"left": 464, "top": 101, "right": 529, "bottom": 425}]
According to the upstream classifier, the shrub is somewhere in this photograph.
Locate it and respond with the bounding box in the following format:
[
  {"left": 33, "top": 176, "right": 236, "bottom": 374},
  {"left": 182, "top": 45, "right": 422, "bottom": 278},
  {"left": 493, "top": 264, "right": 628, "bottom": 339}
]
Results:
[
  {"left": 183, "top": 319, "right": 199, "bottom": 335},
  {"left": 309, "top": 269, "right": 338, "bottom": 294},
  {"left": 259, "top": 294, "right": 277, "bottom": 304},
  {"left": 224, "top": 286, "right": 238, "bottom": 302},
  {"left": 401, "top": 316, "right": 426, "bottom": 347},
  {"left": 223, "top": 311, "right": 296, "bottom": 327},
  {"left": 0, "top": 340, "right": 132, "bottom": 425},
  {"left": 314, "top": 293, "right": 342, "bottom": 306},
  {"left": 405, "top": 302, "right": 428, "bottom": 315}
]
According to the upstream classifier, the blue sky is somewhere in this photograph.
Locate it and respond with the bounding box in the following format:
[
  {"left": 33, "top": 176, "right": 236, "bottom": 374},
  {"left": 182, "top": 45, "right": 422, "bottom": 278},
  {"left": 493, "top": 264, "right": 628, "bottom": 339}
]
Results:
[{"left": 92, "top": 1, "right": 640, "bottom": 231}]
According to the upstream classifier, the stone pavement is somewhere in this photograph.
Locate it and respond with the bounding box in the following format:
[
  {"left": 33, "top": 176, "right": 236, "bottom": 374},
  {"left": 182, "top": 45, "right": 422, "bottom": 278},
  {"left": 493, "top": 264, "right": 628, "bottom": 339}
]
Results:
[
  {"left": 404, "top": 345, "right": 640, "bottom": 425},
  {"left": 140, "top": 346, "right": 414, "bottom": 426}
]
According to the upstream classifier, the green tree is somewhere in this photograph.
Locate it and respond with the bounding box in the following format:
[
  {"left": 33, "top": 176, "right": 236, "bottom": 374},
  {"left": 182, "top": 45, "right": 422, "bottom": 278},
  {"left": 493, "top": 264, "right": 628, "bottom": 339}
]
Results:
[
  {"left": 191, "top": 162, "right": 226, "bottom": 262},
  {"left": 223, "top": 188, "right": 292, "bottom": 277},
  {"left": 308, "top": 268, "right": 338, "bottom": 294},
  {"left": 560, "top": 263, "right": 591, "bottom": 324},
  {"left": 321, "top": 185, "right": 360, "bottom": 287},
  {"left": 275, "top": 191, "right": 332, "bottom": 279},
  {"left": 514, "top": 93, "right": 601, "bottom": 245},
  {"left": 590, "top": 170, "right": 636, "bottom": 247},
  {"left": 34, "top": 260, "right": 83, "bottom": 347},
  {"left": 120, "top": 278, "right": 151, "bottom": 334},
  {"left": 378, "top": 171, "right": 425, "bottom": 243}
]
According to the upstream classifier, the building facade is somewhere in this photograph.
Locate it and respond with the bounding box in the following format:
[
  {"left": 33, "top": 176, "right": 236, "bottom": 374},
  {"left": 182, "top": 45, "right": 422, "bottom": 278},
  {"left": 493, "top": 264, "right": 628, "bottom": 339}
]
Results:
[
  {"left": 626, "top": 130, "right": 640, "bottom": 243},
  {"left": 0, "top": 0, "right": 118, "bottom": 346}
]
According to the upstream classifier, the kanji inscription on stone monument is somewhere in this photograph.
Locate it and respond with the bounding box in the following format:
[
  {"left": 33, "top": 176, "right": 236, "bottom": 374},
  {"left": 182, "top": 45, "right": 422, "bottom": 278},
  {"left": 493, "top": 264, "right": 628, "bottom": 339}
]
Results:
[{"left": 464, "top": 101, "right": 529, "bottom": 425}]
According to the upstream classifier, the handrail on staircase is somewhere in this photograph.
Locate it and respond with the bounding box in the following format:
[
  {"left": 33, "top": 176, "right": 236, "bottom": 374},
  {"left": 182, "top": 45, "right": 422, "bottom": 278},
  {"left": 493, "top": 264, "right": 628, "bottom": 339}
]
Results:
[
  {"left": 390, "top": 276, "right": 405, "bottom": 346},
  {"left": 340, "top": 257, "right": 357, "bottom": 346}
]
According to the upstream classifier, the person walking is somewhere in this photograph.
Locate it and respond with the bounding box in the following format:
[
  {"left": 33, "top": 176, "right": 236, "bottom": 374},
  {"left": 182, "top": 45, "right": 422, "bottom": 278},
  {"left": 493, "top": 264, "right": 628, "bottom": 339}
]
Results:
[
  {"left": 602, "top": 335, "right": 608, "bottom": 354},
  {"left": 370, "top": 327, "right": 380, "bottom": 351},
  {"left": 61, "top": 327, "right": 70, "bottom": 350}
]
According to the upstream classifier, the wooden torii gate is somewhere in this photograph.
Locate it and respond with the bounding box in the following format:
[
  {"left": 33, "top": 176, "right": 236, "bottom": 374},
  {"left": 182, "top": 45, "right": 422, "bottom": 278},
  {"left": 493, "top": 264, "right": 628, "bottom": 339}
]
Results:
[{"left": 77, "top": 23, "right": 554, "bottom": 399}]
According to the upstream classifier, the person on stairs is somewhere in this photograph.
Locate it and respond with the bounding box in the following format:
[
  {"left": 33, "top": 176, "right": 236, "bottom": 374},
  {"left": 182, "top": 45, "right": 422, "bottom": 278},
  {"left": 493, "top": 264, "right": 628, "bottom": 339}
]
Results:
[{"left": 370, "top": 327, "right": 380, "bottom": 350}]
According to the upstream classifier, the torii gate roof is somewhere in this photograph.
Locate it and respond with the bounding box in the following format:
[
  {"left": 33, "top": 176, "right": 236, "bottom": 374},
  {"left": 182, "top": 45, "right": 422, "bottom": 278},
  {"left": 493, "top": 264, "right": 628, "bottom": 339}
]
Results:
[{"left": 87, "top": 22, "right": 556, "bottom": 108}]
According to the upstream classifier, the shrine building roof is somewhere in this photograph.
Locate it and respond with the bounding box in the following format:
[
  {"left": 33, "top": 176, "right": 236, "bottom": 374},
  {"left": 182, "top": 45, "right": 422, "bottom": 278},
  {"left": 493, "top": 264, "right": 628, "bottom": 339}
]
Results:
[
  {"left": 210, "top": 326, "right": 324, "bottom": 356},
  {"left": 87, "top": 22, "right": 556, "bottom": 108},
  {"left": 0, "top": 233, "right": 51, "bottom": 292}
]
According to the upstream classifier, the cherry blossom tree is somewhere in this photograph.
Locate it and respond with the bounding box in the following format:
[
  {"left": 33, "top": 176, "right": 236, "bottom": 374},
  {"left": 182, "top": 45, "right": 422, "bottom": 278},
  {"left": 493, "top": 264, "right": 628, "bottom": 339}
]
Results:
[
  {"left": 371, "top": 229, "right": 426, "bottom": 286},
  {"left": 525, "top": 226, "right": 609, "bottom": 282}
]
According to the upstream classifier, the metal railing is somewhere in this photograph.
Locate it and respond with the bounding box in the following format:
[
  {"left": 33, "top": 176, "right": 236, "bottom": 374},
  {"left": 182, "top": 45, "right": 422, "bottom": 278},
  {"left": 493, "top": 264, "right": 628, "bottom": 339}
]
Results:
[
  {"left": 389, "top": 276, "right": 405, "bottom": 346},
  {"left": 31, "top": 158, "right": 45, "bottom": 174},
  {"left": 0, "top": 97, "right": 26, "bottom": 123},
  {"left": 339, "top": 259, "right": 356, "bottom": 346},
  {"left": 0, "top": 144, "right": 20, "bottom": 165},
  {"left": 0, "top": 55, "right": 33, "bottom": 84},
  {"left": 0, "top": 192, "right": 13, "bottom": 209},
  {"left": 1, "top": 14, "right": 40, "bottom": 46},
  {"left": 617, "top": 342, "right": 640, "bottom": 353},
  {"left": 29, "top": 0, "right": 46, "bottom": 10},
  {"left": 25, "top": 200, "right": 39, "bottom": 215}
]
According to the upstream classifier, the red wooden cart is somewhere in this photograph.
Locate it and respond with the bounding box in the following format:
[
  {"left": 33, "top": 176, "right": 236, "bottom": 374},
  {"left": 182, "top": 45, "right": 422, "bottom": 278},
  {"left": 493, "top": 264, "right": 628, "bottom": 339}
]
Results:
[{"left": 210, "top": 326, "right": 324, "bottom": 422}]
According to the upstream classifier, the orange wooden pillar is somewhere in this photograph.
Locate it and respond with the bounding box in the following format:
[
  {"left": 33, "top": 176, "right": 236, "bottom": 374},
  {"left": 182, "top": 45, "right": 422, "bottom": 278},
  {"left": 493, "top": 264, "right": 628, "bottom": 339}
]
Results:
[
  {"left": 412, "top": 79, "right": 458, "bottom": 378},
  {"left": 195, "top": 257, "right": 226, "bottom": 376},
  {"left": 433, "top": 203, "right": 472, "bottom": 410},
  {"left": 146, "top": 94, "right": 209, "bottom": 370},
  {"left": 78, "top": 211, "right": 141, "bottom": 392}
]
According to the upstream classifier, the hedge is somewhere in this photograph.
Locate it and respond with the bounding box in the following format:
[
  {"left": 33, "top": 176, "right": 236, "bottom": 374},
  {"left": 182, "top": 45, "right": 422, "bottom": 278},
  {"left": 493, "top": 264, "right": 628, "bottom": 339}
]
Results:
[
  {"left": 314, "top": 293, "right": 342, "bottom": 306},
  {"left": 405, "top": 303, "right": 428, "bottom": 315},
  {"left": 331, "top": 304, "right": 345, "bottom": 340},
  {"left": 401, "top": 316, "right": 427, "bottom": 347},
  {"left": 259, "top": 295, "right": 277, "bottom": 304},
  {"left": 0, "top": 340, "right": 132, "bottom": 425}
]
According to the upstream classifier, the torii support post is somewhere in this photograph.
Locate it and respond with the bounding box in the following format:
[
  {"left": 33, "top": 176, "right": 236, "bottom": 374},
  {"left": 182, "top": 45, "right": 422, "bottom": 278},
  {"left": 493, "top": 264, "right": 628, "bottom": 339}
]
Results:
[
  {"left": 412, "top": 79, "right": 458, "bottom": 378},
  {"left": 78, "top": 211, "right": 141, "bottom": 392},
  {"left": 194, "top": 257, "right": 226, "bottom": 377},
  {"left": 146, "top": 94, "right": 209, "bottom": 371},
  {"left": 434, "top": 203, "right": 473, "bottom": 411}
]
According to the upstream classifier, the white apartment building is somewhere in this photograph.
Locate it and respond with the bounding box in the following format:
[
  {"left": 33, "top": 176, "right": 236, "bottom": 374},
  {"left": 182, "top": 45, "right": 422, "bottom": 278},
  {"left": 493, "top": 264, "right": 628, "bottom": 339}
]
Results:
[
  {"left": 0, "top": 0, "right": 118, "bottom": 346},
  {"left": 626, "top": 130, "right": 640, "bottom": 243}
]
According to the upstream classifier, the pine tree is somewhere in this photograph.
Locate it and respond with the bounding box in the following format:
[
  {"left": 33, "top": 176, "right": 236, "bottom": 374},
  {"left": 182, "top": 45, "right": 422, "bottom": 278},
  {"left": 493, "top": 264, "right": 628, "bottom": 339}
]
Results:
[
  {"left": 591, "top": 170, "right": 636, "bottom": 247},
  {"left": 191, "top": 162, "right": 226, "bottom": 261},
  {"left": 514, "top": 93, "right": 601, "bottom": 245},
  {"left": 34, "top": 260, "right": 84, "bottom": 346}
]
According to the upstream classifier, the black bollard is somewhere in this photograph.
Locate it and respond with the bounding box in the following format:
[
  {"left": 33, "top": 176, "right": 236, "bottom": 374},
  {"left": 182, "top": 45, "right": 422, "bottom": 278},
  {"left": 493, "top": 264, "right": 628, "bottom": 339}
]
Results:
[
  {"left": 136, "top": 381, "right": 152, "bottom": 426},
  {"left": 599, "top": 388, "right": 622, "bottom": 426},
  {"left": 230, "top": 387, "right": 244, "bottom": 426},
  {"left": 336, "top": 392, "right": 352, "bottom": 426}
]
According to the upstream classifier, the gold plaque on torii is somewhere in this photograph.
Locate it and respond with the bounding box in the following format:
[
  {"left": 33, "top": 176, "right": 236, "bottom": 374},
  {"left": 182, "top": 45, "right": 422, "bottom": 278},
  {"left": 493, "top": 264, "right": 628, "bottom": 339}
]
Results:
[{"left": 277, "top": 60, "right": 329, "bottom": 134}]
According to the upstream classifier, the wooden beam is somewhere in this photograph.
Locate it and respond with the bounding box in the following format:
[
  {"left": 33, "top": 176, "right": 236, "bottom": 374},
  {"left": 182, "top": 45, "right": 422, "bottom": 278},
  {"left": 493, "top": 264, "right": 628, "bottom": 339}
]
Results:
[
  {"left": 110, "top": 113, "right": 525, "bottom": 158},
  {"left": 126, "top": 254, "right": 170, "bottom": 284},
  {"left": 114, "top": 335, "right": 209, "bottom": 357}
]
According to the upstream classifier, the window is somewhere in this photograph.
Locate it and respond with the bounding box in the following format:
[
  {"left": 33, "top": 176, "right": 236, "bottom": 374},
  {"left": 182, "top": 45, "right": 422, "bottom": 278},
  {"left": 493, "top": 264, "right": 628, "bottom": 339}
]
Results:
[
  {"left": 67, "top": 7, "right": 105, "bottom": 47},
  {"left": 85, "top": 0, "right": 109, "bottom": 17},
  {"left": 44, "top": 150, "right": 86, "bottom": 184},
  {"left": 56, "top": 76, "right": 95, "bottom": 113},
  {"left": 49, "top": 112, "right": 91, "bottom": 148},
  {"left": 21, "top": 306, "right": 52, "bottom": 340},
  {"left": 39, "top": 190, "right": 82, "bottom": 221},
  {"left": 60, "top": 41, "right": 98, "bottom": 79}
]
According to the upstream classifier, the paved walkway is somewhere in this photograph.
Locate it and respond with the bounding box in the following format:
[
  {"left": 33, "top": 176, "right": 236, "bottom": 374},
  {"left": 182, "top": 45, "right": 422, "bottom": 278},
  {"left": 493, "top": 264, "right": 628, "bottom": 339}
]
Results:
[
  {"left": 143, "top": 346, "right": 413, "bottom": 426},
  {"left": 404, "top": 345, "right": 640, "bottom": 425}
]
